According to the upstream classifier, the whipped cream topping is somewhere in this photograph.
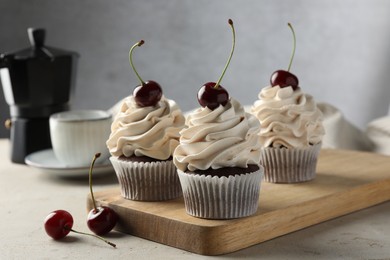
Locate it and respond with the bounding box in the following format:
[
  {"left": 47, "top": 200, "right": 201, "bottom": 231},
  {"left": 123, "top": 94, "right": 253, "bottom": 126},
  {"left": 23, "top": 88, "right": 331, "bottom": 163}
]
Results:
[
  {"left": 106, "top": 95, "right": 185, "bottom": 160},
  {"left": 251, "top": 85, "right": 325, "bottom": 148},
  {"left": 173, "top": 98, "right": 261, "bottom": 172}
]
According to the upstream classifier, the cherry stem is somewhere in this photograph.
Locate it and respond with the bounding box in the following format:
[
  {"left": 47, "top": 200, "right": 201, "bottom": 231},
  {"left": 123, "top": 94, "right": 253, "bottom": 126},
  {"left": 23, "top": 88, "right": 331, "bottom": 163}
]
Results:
[
  {"left": 89, "top": 153, "right": 101, "bottom": 211},
  {"left": 287, "top": 22, "right": 296, "bottom": 72},
  {"left": 129, "top": 40, "right": 145, "bottom": 86},
  {"left": 67, "top": 227, "right": 117, "bottom": 248},
  {"left": 214, "top": 19, "right": 235, "bottom": 89}
]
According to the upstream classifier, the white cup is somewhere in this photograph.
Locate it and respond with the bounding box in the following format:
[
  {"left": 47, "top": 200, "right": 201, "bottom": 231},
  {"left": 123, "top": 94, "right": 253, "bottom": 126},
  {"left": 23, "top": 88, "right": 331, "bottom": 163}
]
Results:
[{"left": 49, "top": 110, "right": 112, "bottom": 167}]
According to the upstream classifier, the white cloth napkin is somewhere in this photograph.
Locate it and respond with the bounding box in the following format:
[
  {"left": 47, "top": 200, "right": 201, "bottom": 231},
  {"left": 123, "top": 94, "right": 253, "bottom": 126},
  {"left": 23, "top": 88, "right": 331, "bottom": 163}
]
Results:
[
  {"left": 318, "top": 103, "right": 374, "bottom": 151},
  {"left": 366, "top": 116, "right": 390, "bottom": 155}
]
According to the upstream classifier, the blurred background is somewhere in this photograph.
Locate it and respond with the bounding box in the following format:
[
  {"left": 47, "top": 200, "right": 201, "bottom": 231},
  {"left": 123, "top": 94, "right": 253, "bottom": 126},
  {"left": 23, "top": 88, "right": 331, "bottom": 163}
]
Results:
[{"left": 1, "top": 0, "right": 390, "bottom": 138}]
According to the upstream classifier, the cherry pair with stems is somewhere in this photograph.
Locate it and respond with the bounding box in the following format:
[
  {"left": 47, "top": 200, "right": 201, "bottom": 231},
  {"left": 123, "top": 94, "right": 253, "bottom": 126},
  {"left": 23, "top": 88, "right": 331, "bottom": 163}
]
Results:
[{"left": 44, "top": 153, "right": 118, "bottom": 248}]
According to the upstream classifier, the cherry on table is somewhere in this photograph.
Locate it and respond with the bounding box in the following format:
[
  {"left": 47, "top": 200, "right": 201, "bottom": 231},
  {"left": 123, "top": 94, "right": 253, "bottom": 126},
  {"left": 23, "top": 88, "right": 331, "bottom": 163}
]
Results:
[
  {"left": 44, "top": 209, "right": 73, "bottom": 240},
  {"left": 44, "top": 209, "right": 116, "bottom": 248},
  {"left": 198, "top": 19, "right": 235, "bottom": 110},
  {"left": 87, "top": 205, "right": 118, "bottom": 236},
  {"left": 128, "top": 40, "right": 163, "bottom": 107},
  {"left": 87, "top": 153, "right": 118, "bottom": 236},
  {"left": 270, "top": 23, "right": 299, "bottom": 90}
]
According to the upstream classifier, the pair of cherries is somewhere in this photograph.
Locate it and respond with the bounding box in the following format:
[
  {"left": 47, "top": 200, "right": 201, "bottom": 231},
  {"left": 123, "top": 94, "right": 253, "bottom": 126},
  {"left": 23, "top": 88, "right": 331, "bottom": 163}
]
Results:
[{"left": 44, "top": 153, "right": 118, "bottom": 248}]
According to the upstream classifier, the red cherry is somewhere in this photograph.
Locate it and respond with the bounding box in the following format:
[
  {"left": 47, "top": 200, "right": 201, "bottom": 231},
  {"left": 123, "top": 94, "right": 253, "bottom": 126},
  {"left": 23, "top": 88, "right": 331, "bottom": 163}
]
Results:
[
  {"left": 271, "top": 23, "right": 299, "bottom": 91},
  {"left": 44, "top": 209, "right": 73, "bottom": 240},
  {"left": 197, "top": 82, "right": 229, "bottom": 110},
  {"left": 87, "top": 206, "right": 118, "bottom": 236},
  {"left": 129, "top": 40, "right": 163, "bottom": 107},
  {"left": 133, "top": 80, "right": 163, "bottom": 107},
  {"left": 87, "top": 153, "right": 118, "bottom": 236},
  {"left": 270, "top": 70, "right": 299, "bottom": 90},
  {"left": 198, "top": 19, "right": 235, "bottom": 110}
]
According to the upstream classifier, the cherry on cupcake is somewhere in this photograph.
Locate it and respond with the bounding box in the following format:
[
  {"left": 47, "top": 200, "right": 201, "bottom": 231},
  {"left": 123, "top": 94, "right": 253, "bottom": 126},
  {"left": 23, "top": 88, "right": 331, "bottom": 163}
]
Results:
[
  {"left": 129, "top": 40, "right": 163, "bottom": 107},
  {"left": 197, "top": 19, "right": 235, "bottom": 110},
  {"left": 44, "top": 209, "right": 116, "bottom": 248},
  {"left": 87, "top": 153, "right": 118, "bottom": 236},
  {"left": 270, "top": 23, "right": 299, "bottom": 90}
]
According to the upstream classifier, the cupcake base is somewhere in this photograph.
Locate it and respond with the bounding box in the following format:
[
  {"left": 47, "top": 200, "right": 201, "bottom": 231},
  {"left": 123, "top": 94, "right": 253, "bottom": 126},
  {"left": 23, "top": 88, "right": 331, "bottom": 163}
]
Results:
[
  {"left": 260, "top": 143, "right": 321, "bottom": 183},
  {"left": 177, "top": 167, "right": 263, "bottom": 220},
  {"left": 110, "top": 156, "right": 182, "bottom": 201}
]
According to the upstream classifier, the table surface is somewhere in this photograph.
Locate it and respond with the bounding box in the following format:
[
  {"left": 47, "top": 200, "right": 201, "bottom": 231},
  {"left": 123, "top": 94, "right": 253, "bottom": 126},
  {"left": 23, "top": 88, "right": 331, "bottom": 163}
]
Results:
[{"left": 1, "top": 139, "right": 390, "bottom": 260}]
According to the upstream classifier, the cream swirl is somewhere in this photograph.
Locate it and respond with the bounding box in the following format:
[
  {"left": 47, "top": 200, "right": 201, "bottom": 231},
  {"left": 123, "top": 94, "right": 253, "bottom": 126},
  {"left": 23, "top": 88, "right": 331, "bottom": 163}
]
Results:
[
  {"left": 173, "top": 98, "right": 261, "bottom": 172},
  {"left": 106, "top": 95, "right": 185, "bottom": 160},
  {"left": 251, "top": 85, "right": 325, "bottom": 148}
]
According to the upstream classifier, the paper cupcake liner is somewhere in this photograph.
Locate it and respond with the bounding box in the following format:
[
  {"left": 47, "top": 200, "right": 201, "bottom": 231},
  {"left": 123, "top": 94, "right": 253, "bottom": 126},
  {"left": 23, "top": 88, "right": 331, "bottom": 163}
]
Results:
[
  {"left": 260, "top": 143, "right": 321, "bottom": 183},
  {"left": 110, "top": 157, "right": 182, "bottom": 201},
  {"left": 177, "top": 167, "right": 263, "bottom": 219}
]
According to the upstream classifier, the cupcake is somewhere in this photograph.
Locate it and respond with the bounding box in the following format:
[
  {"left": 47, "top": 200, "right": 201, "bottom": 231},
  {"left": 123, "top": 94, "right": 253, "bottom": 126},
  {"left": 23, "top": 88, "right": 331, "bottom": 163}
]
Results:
[
  {"left": 173, "top": 19, "right": 263, "bottom": 219},
  {"left": 106, "top": 40, "right": 185, "bottom": 201},
  {"left": 251, "top": 23, "right": 325, "bottom": 183}
]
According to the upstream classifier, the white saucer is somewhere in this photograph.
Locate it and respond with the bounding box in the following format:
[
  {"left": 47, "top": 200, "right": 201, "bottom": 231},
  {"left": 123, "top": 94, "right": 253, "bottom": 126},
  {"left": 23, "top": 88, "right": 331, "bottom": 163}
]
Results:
[{"left": 25, "top": 149, "right": 114, "bottom": 178}]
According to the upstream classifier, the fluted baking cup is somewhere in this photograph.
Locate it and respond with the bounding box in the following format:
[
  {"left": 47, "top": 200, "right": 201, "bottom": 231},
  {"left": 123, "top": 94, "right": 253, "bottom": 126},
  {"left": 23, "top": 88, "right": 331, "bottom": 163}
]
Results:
[
  {"left": 260, "top": 143, "right": 321, "bottom": 183},
  {"left": 110, "top": 157, "right": 182, "bottom": 201},
  {"left": 177, "top": 168, "right": 263, "bottom": 219}
]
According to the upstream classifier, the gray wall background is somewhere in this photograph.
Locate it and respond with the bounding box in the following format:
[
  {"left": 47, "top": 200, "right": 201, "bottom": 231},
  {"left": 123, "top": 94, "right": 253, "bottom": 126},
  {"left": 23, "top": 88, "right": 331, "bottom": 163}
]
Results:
[{"left": 1, "top": 0, "right": 390, "bottom": 138}]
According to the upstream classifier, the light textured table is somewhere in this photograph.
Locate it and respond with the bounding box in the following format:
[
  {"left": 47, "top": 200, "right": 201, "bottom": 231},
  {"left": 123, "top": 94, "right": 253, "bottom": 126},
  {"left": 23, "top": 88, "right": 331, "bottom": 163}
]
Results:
[{"left": 1, "top": 138, "right": 390, "bottom": 259}]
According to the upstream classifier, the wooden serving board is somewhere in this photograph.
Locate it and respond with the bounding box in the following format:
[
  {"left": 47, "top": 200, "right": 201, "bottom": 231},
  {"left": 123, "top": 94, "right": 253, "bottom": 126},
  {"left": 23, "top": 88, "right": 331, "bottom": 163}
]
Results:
[{"left": 87, "top": 149, "right": 390, "bottom": 255}]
